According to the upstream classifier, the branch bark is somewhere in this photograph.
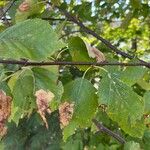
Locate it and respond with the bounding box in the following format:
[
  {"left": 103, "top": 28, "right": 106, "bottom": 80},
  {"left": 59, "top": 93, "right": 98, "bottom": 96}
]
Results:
[
  {"left": 50, "top": 2, "right": 132, "bottom": 58},
  {"left": 0, "top": 1, "right": 147, "bottom": 63},
  {"left": 0, "top": 0, "right": 16, "bottom": 19},
  {"left": 48, "top": 2, "right": 150, "bottom": 68},
  {"left": 92, "top": 119, "right": 126, "bottom": 144},
  {"left": 0, "top": 59, "right": 149, "bottom": 67}
]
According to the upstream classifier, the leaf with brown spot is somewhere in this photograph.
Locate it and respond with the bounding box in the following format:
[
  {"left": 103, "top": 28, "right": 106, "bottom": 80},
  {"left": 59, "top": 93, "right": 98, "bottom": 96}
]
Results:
[
  {"left": 0, "top": 90, "right": 12, "bottom": 136},
  {"left": 18, "top": 1, "right": 30, "bottom": 12},
  {"left": 35, "top": 89, "right": 55, "bottom": 128},
  {"left": 59, "top": 102, "right": 74, "bottom": 128},
  {"left": 15, "top": 0, "right": 45, "bottom": 22}
]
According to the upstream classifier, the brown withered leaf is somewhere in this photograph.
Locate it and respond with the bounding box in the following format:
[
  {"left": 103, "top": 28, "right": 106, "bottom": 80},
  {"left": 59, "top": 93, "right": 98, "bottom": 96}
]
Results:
[
  {"left": 59, "top": 102, "right": 74, "bottom": 128},
  {"left": 18, "top": 1, "right": 30, "bottom": 12},
  {"left": 0, "top": 90, "right": 12, "bottom": 137},
  {"left": 35, "top": 89, "right": 55, "bottom": 128},
  {"left": 85, "top": 42, "right": 106, "bottom": 62}
]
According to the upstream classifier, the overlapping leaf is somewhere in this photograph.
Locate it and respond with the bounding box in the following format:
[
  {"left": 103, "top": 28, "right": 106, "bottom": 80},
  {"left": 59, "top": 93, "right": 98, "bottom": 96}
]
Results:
[
  {"left": 8, "top": 68, "right": 35, "bottom": 124},
  {"left": 137, "top": 70, "right": 150, "bottom": 90},
  {"left": 144, "top": 91, "right": 150, "bottom": 114},
  {"left": 15, "top": 0, "right": 44, "bottom": 23},
  {"left": 119, "top": 66, "right": 146, "bottom": 86},
  {"left": 143, "top": 130, "right": 150, "bottom": 150},
  {"left": 0, "top": 112, "right": 62, "bottom": 150},
  {"left": 68, "top": 36, "right": 93, "bottom": 70},
  {"left": 32, "top": 67, "right": 64, "bottom": 110},
  {"left": 98, "top": 71, "right": 145, "bottom": 137},
  {"left": 0, "top": 19, "right": 64, "bottom": 60},
  {"left": 124, "top": 141, "right": 141, "bottom": 150},
  {"left": 62, "top": 78, "right": 98, "bottom": 140}
]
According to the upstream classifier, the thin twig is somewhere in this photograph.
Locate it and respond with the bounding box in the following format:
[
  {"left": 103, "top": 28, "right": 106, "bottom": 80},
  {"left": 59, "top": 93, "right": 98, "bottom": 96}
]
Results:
[
  {"left": 47, "top": 2, "right": 132, "bottom": 59},
  {"left": 41, "top": 17, "right": 66, "bottom": 21},
  {"left": 1, "top": 17, "right": 69, "bottom": 21},
  {"left": 0, "top": 0, "right": 16, "bottom": 19},
  {"left": 0, "top": 60, "right": 149, "bottom": 67},
  {"left": 48, "top": 2, "right": 150, "bottom": 68},
  {"left": 1, "top": 9, "right": 11, "bottom": 26},
  {"left": 92, "top": 119, "right": 126, "bottom": 144}
]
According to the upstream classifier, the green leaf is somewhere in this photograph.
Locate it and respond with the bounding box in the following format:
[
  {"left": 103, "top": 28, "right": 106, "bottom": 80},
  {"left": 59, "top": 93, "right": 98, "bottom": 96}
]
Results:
[
  {"left": 1, "top": 111, "right": 62, "bottom": 150},
  {"left": 62, "top": 78, "right": 98, "bottom": 140},
  {"left": 63, "top": 121, "right": 78, "bottom": 142},
  {"left": 15, "top": 0, "right": 44, "bottom": 23},
  {"left": 68, "top": 36, "right": 89, "bottom": 61},
  {"left": 0, "top": 19, "right": 65, "bottom": 60},
  {"left": 121, "top": 12, "right": 133, "bottom": 29},
  {"left": 32, "top": 67, "right": 64, "bottom": 110},
  {"left": 0, "top": 81, "right": 11, "bottom": 96},
  {"left": 130, "top": 0, "right": 141, "bottom": 9},
  {"left": 124, "top": 141, "right": 141, "bottom": 150},
  {"left": 137, "top": 79, "right": 150, "bottom": 90},
  {"left": 8, "top": 70, "right": 22, "bottom": 91},
  {"left": 73, "top": 2, "right": 93, "bottom": 21},
  {"left": 98, "top": 72, "right": 145, "bottom": 138},
  {"left": 143, "top": 130, "right": 150, "bottom": 150},
  {"left": 0, "top": 122, "right": 28, "bottom": 150},
  {"left": 55, "top": 20, "right": 67, "bottom": 38},
  {"left": 137, "top": 70, "right": 150, "bottom": 90},
  {"left": 144, "top": 91, "right": 150, "bottom": 114},
  {"left": 51, "top": 0, "right": 61, "bottom": 6},
  {"left": 26, "top": 111, "right": 62, "bottom": 150},
  {"left": 120, "top": 66, "right": 146, "bottom": 86},
  {"left": 9, "top": 68, "right": 35, "bottom": 124},
  {"left": 68, "top": 36, "right": 93, "bottom": 70},
  {"left": 62, "top": 131, "right": 83, "bottom": 150},
  {"left": 96, "top": 143, "right": 109, "bottom": 150}
]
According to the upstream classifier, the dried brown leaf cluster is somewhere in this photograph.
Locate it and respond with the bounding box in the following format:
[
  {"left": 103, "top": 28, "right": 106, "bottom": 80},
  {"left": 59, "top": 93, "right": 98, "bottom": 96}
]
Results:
[
  {"left": 0, "top": 90, "right": 12, "bottom": 136},
  {"left": 59, "top": 102, "right": 74, "bottom": 128},
  {"left": 18, "top": 1, "right": 30, "bottom": 12},
  {"left": 35, "top": 89, "right": 54, "bottom": 128}
]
